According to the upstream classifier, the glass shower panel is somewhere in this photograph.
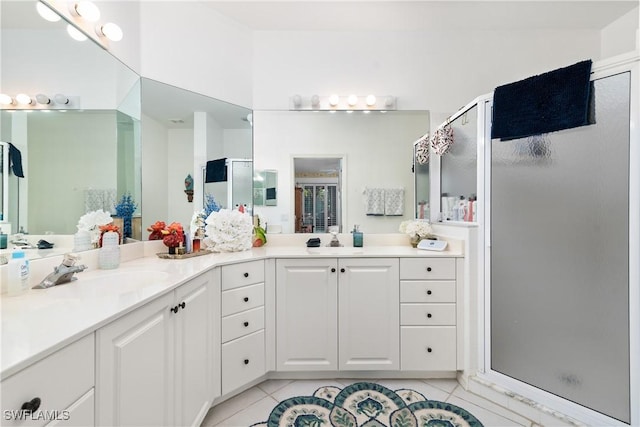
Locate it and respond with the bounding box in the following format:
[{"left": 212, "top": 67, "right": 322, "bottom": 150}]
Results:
[
  {"left": 230, "top": 159, "right": 253, "bottom": 211},
  {"left": 441, "top": 105, "right": 477, "bottom": 221},
  {"left": 490, "top": 72, "right": 630, "bottom": 423}
]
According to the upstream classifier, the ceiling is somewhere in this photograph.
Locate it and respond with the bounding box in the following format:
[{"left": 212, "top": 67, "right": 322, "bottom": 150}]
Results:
[{"left": 203, "top": 1, "right": 639, "bottom": 32}]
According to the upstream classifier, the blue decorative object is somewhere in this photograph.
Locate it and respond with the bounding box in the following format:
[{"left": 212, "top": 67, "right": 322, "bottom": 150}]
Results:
[
  {"left": 204, "top": 193, "right": 220, "bottom": 217},
  {"left": 114, "top": 193, "right": 137, "bottom": 238},
  {"left": 252, "top": 382, "right": 484, "bottom": 427}
]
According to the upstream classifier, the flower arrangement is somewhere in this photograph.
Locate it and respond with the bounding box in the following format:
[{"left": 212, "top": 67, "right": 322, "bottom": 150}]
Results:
[
  {"left": 77, "top": 209, "right": 113, "bottom": 246},
  {"left": 147, "top": 221, "right": 166, "bottom": 240},
  {"left": 399, "top": 219, "right": 434, "bottom": 239},
  {"left": 204, "top": 208, "right": 252, "bottom": 252},
  {"left": 147, "top": 221, "right": 185, "bottom": 253},
  {"left": 114, "top": 193, "right": 137, "bottom": 238},
  {"left": 204, "top": 193, "right": 221, "bottom": 217}
]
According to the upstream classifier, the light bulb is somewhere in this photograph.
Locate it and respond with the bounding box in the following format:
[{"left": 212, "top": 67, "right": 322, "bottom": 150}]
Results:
[
  {"left": 347, "top": 94, "right": 358, "bottom": 106},
  {"left": 329, "top": 94, "right": 340, "bottom": 107},
  {"left": 0, "top": 94, "right": 14, "bottom": 105},
  {"left": 16, "top": 94, "right": 33, "bottom": 105},
  {"left": 98, "top": 22, "right": 123, "bottom": 41},
  {"left": 36, "top": 94, "right": 51, "bottom": 105},
  {"left": 292, "top": 94, "right": 302, "bottom": 108},
  {"left": 54, "top": 94, "right": 70, "bottom": 105},
  {"left": 311, "top": 94, "right": 320, "bottom": 107},
  {"left": 385, "top": 96, "right": 395, "bottom": 107},
  {"left": 74, "top": 1, "right": 100, "bottom": 22},
  {"left": 366, "top": 94, "right": 376, "bottom": 106},
  {"left": 67, "top": 24, "right": 87, "bottom": 41},
  {"left": 36, "top": 2, "right": 61, "bottom": 22}
]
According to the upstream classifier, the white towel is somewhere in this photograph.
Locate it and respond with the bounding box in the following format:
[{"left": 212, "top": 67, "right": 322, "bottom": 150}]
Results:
[
  {"left": 364, "top": 188, "right": 385, "bottom": 215},
  {"left": 384, "top": 188, "right": 404, "bottom": 216},
  {"left": 85, "top": 188, "right": 117, "bottom": 213}
]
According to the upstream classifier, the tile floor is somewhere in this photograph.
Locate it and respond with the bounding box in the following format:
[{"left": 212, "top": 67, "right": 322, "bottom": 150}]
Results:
[{"left": 200, "top": 378, "right": 540, "bottom": 427}]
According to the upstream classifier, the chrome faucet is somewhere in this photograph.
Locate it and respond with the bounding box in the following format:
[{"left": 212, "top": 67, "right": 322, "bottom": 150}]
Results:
[{"left": 33, "top": 253, "right": 88, "bottom": 289}]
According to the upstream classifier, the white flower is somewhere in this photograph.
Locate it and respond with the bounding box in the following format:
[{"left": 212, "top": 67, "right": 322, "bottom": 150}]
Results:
[
  {"left": 77, "top": 209, "right": 113, "bottom": 244},
  {"left": 399, "top": 219, "right": 433, "bottom": 238},
  {"left": 203, "top": 209, "right": 253, "bottom": 252}
]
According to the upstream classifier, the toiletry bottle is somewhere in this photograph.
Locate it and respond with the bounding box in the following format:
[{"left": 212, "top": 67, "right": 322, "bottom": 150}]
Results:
[
  {"left": 0, "top": 227, "right": 7, "bottom": 249},
  {"left": 352, "top": 225, "right": 363, "bottom": 248},
  {"left": 99, "top": 231, "right": 120, "bottom": 269},
  {"left": 8, "top": 248, "right": 29, "bottom": 295}
]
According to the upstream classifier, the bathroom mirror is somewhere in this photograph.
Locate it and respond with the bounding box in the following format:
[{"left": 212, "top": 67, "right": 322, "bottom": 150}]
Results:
[
  {"left": 253, "top": 169, "right": 278, "bottom": 206},
  {"left": 253, "top": 110, "right": 430, "bottom": 234},
  {"left": 1, "top": 1, "right": 141, "bottom": 243}
]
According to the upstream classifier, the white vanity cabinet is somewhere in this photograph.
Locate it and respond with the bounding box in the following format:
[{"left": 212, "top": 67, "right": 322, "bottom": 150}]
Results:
[
  {"left": 399, "top": 258, "right": 458, "bottom": 371},
  {"left": 0, "top": 334, "right": 95, "bottom": 427},
  {"left": 276, "top": 258, "right": 399, "bottom": 371},
  {"left": 96, "top": 270, "right": 217, "bottom": 427},
  {"left": 220, "top": 260, "right": 266, "bottom": 395}
]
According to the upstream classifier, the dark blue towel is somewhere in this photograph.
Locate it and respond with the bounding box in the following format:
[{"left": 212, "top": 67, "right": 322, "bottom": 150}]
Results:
[
  {"left": 491, "top": 60, "right": 592, "bottom": 140},
  {"left": 205, "top": 158, "right": 227, "bottom": 183},
  {"left": 8, "top": 143, "right": 24, "bottom": 177}
]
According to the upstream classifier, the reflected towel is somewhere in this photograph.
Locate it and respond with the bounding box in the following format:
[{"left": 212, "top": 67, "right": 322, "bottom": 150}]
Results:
[
  {"left": 365, "top": 188, "right": 385, "bottom": 215},
  {"left": 8, "top": 143, "right": 24, "bottom": 177},
  {"left": 205, "top": 158, "right": 228, "bottom": 183},
  {"left": 85, "top": 188, "right": 117, "bottom": 213},
  {"left": 384, "top": 188, "right": 404, "bottom": 216}
]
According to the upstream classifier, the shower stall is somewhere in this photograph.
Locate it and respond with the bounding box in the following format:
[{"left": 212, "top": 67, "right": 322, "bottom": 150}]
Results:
[{"left": 476, "top": 55, "right": 638, "bottom": 425}]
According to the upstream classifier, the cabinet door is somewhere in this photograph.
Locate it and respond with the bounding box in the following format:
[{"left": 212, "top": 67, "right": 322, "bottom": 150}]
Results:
[
  {"left": 338, "top": 258, "right": 399, "bottom": 370},
  {"left": 276, "top": 259, "right": 338, "bottom": 371},
  {"left": 96, "top": 293, "right": 174, "bottom": 426},
  {"left": 174, "top": 272, "right": 215, "bottom": 427}
]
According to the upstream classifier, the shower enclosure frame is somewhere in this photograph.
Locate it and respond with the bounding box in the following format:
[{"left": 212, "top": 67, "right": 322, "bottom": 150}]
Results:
[{"left": 475, "top": 52, "right": 639, "bottom": 426}]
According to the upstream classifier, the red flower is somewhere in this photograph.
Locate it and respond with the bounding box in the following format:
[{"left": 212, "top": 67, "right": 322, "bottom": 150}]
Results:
[{"left": 147, "top": 221, "right": 166, "bottom": 240}]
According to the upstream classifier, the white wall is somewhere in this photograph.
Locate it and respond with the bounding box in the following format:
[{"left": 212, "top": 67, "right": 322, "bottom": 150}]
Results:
[
  {"left": 140, "top": 2, "right": 253, "bottom": 109},
  {"left": 601, "top": 6, "right": 639, "bottom": 58},
  {"left": 253, "top": 111, "right": 429, "bottom": 234},
  {"left": 167, "top": 129, "right": 195, "bottom": 229},
  {"left": 141, "top": 114, "right": 169, "bottom": 234}
]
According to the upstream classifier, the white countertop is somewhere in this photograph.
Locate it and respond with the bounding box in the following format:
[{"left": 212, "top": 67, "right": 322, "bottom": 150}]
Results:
[{"left": 1, "top": 240, "right": 463, "bottom": 380}]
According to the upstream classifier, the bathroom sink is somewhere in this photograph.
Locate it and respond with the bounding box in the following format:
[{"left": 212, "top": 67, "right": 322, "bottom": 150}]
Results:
[{"left": 306, "top": 247, "right": 365, "bottom": 256}]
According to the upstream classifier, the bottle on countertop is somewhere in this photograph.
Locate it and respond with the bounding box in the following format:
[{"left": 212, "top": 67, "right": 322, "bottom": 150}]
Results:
[
  {"left": 0, "top": 227, "right": 7, "bottom": 249},
  {"left": 7, "top": 248, "right": 29, "bottom": 295},
  {"left": 99, "top": 231, "right": 120, "bottom": 269},
  {"left": 352, "top": 225, "right": 363, "bottom": 248}
]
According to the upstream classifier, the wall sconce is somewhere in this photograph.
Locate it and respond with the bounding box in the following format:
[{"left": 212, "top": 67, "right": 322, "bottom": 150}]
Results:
[
  {"left": 184, "top": 174, "right": 194, "bottom": 202},
  {"left": 289, "top": 94, "right": 397, "bottom": 111},
  {"left": 0, "top": 93, "right": 78, "bottom": 110}
]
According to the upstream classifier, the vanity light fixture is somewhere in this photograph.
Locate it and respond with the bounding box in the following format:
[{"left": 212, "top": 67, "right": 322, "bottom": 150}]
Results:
[
  {"left": 385, "top": 96, "right": 395, "bottom": 107},
  {"left": 311, "top": 94, "right": 320, "bottom": 108},
  {"left": 366, "top": 94, "right": 376, "bottom": 106},
  {"left": 36, "top": 2, "right": 61, "bottom": 22},
  {"left": 67, "top": 24, "right": 87, "bottom": 41},
  {"left": 72, "top": 1, "right": 101, "bottom": 22},
  {"left": 96, "top": 22, "right": 123, "bottom": 42},
  {"left": 329, "top": 94, "right": 340, "bottom": 107},
  {"left": 54, "top": 94, "right": 70, "bottom": 105},
  {"left": 36, "top": 94, "right": 51, "bottom": 105},
  {"left": 347, "top": 94, "right": 358, "bottom": 106},
  {"left": 292, "top": 94, "right": 302, "bottom": 108},
  {"left": 0, "top": 94, "right": 14, "bottom": 105},
  {"left": 16, "top": 94, "right": 33, "bottom": 105},
  {"left": 289, "top": 94, "right": 396, "bottom": 111}
]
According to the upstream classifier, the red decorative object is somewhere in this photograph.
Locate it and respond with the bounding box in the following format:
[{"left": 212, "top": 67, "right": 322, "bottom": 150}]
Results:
[
  {"left": 161, "top": 222, "right": 184, "bottom": 249},
  {"left": 147, "top": 221, "right": 166, "bottom": 240}
]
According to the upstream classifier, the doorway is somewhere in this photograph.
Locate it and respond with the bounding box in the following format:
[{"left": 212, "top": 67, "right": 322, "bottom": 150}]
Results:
[{"left": 293, "top": 157, "right": 343, "bottom": 233}]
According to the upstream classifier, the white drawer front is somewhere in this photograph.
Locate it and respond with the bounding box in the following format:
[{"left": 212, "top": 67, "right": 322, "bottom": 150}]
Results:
[
  {"left": 401, "top": 304, "right": 456, "bottom": 326},
  {"left": 400, "top": 281, "right": 455, "bottom": 303},
  {"left": 0, "top": 334, "right": 94, "bottom": 427},
  {"left": 400, "top": 258, "right": 456, "bottom": 280},
  {"left": 222, "top": 330, "right": 266, "bottom": 395},
  {"left": 401, "top": 326, "right": 456, "bottom": 371},
  {"left": 222, "top": 283, "right": 265, "bottom": 316},
  {"left": 222, "top": 260, "right": 265, "bottom": 290},
  {"left": 222, "top": 306, "right": 265, "bottom": 343},
  {"left": 45, "top": 388, "right": 94, "bottom": 427}
]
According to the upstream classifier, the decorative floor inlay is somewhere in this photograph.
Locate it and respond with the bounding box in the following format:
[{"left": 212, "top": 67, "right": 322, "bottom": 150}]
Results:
[{"left": 252, "top": 381, "right": 484, "bottom": 427}]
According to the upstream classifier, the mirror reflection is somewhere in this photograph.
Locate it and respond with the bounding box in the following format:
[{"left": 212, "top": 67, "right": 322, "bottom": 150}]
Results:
[
  {"left": 253, "top": 169, "right": 277, "bottom": 207},
  {"left": 1, "top": 0, "right": 141, "bottom": 256}
]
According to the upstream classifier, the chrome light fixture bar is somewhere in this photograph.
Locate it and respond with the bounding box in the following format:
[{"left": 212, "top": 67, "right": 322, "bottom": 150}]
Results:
[{"left": 290, "top": 94, "right": 397, "bottom": 111}]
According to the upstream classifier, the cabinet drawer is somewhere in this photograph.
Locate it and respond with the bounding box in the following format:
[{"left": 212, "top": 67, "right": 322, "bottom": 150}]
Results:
[
  {"left": 222, "top": 330, "right": 265, "bottom": 395},
  {"left": 401, "top": 304, "right": 456, "bottom": 326},
  {"left": 401, "top": 326, "right": 456, "bottom": 371},
  {"left": 222, "top": 283, "right": 264, "bottom": 316},
  {"left": 46, "top": 388, "right": 94, "bottom": 427},
  {"left": 222, "top": 306, "right": 265, "bottom": 343},
  {"left": 400, "top": 281, "right": 455, "bottom": 303},
  {"left": 400, "top": 258, "right": 456, "bottom": 280},
  {"left": 0, "top": 334, "right": 94, "bottom": 427},
  {"left": 222, "top": 260, "right": 265, "bottom": 290}
]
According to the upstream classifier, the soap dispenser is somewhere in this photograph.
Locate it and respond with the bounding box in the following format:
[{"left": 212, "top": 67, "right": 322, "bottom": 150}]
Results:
[
  {"left": 352, "top": 225, "right": 363, "bottom": 248},
  {"left": 99, "top": 231, "right": 120, "bottom": 269}
]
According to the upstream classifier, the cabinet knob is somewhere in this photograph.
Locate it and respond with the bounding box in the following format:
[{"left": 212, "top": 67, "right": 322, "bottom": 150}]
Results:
[
  {"left": 426, "top": 290, "right": 432, "bottom": 295},
  {"left": 170, "top": 306, "right": 179, "bottom": 314},
  {"left": 331, "top": 268, "right": 336, "bottom": 273},
  {"left": 244, "top": 359, "right": 249, "bottom": 365},
  {"left": 243, "top": 297, "right": 249, "bottom": 302},
  {"left": 243, "top": 321, "right": 249, "bottom": 327},
  {"left": 427, "top": 347, "right": 433, "bottom": 353},
  {"left": 179, "top": 302, "right": 186, "bottom": 309},
  {"left": 426, "top": 267, "right": 432, "bottom": 272},
  {"left": 243, "top": 272, "right": 249, "bottom": 278},
  {"left": 340, "top": 268, "right": 345, "bottom": 273},
  {"left": 21, "top": 397, "right": 41, "bottom": 412},
  {"left": 427, "top": 313, "right": 432, "bottom": 318}
]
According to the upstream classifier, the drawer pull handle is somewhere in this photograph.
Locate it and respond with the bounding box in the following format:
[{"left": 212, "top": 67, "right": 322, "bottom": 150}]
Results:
[
  {"left": 426, "top": 267, "right": 432, "bottom": 272},
  {"left": 331, "top": 268, "right": 336, "bottom": 273},
  {"left": 244, "top": 272, "right": 249, "bottom": 278},
  {"left": 340, "top": 268, "right": 346, "bottom": 273},
  {"left": 427, "top": 313, "right": 432, "bottom": 318},
  {"left": 179, "top": 302, "right": 186, "bottom": 309},
  {"left": 170, "top": 306, "right": 179, "bottom": 314},
  {"left": 244, "top": 297, "right": 249, "bottom": 302},
  {"left": 244, "top": 359, "right": 249, "bottom": 365},
  {"left": 426, "top": 290, "right": 432, "bottom": 295},
  {"left": 243, "top": 321, "right": 249, "bottom": 327},
  {"left": 21, "top": 397, "right": 41, "bottom": 412},
  {"left": 427, "top": 347, "right": 433, "bottom": 353}
]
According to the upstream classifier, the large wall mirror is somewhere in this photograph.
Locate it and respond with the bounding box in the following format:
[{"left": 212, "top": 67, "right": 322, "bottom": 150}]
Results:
[
  {"left": 253, "top": 110, "right": 429, "bottom": 234},
  {"left": 1, "top": 0, "right": 141, "bottom": 253}
]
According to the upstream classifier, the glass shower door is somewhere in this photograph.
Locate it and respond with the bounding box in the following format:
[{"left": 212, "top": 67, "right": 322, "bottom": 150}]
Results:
[{"left": 490, "top": 72, "right": 630, "bottom": 423}]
